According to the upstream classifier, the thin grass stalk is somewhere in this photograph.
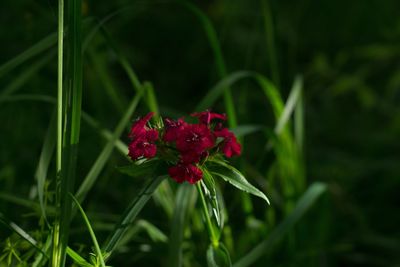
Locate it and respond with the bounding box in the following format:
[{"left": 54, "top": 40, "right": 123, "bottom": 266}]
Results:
[
  {"left": 261, "top": 0, "right": 280, "bottom": 88},
  {"left": 179, "top": 1, "right": 237, "bottom": 128},
  {"left": 51, "top": 0, "right": 64, "bottom": 264},
  {"left": 52, "top": 0, "right": 83, "bottom": 265}
]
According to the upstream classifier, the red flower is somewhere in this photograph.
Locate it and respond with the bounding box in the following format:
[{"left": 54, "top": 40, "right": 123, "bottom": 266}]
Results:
[
  {"left": 191, "top": 110, "right": 227, "bottom": 125},
  {"left": 163, "top": 118, "right": 187, "bottom": 142},
  {"left": 214, "top": 128, "right": 241, "bottom": 158},
  {"left": 128, "top": 112, "right": 159, "bottom": 160},
  {"left": 168, "top": 163, "right": 203, "bottom": 184},
  {"left": 129, "top": 112, "right": 154, "bottom": 139},
  {"left": 128, "top": 138, "right": 157, "bottom": 159},
  {"left": 176, "top": 124, "right": 214, "bottom": 163}
]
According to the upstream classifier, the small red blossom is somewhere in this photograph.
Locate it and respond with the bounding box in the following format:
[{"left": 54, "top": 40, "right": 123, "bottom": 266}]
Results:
[
  {"left": 176, "top": 124, "right": 214, "bottom": 154},
  {"left": 129, "top": 112, "right": 154, "bottom": 139},
  {"left": 128, "top": 138, "right": 157, "bottom": 159},
  {"left": 214, "top": 128, "right": 241, "bottom": 158},
  {"left": 128, "top": 112, "right": 159, "bottom": 161},
  {"left": 191, "top": 110, "right": 227, "bottom": 125},
  {"left": 163, "top": 118, "right": 187, "bottom": 142},
  {"left": 168, "top": 163, "right": 203, "bottom": 184},
  {"left": 175, "top": 124, "right": 214, "bottom": 163}
]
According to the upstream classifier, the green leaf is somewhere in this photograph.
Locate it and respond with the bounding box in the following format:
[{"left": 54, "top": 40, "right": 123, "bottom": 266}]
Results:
[
  {"left": 207, "top": 243, "right": 232, "bottom": 267},
  {"left": 168, "top": 183, "right": 196, "bottom": 267},
  {"left": 66, "top": 247, "right": 92, "bottom": 267},
  {"left": 74, "top": 92, "right": 142, "bottom": 204},
  {"left": 233, "top": 182, "right": 327, "bottom": 267},
  {"left": 206, "top": 160, "right": 269, "bottom": 204},
  {"left": 70, "top": 194, "right": 106, "bottom": 267},
  {"left": 179, "top": 0, "right": 237, "bottom": 127},
  {"left": 116, "top": 159, "right": 161, "bottom": 179},
  {"left": 0, "top": 212, "right": 48, "bottom": 259},
  {"left": 0, "top": 33, "right": 57, "bottom": 78},
  {"left": 102, "top": 175, "right": 167, "bottom": 255},
  {"left": 136, "top": 220, "right": 168, "bottom": 243},
  {"left": 35, "top": 111, "right": 56, "bottom": 224},
  {"left": 200, "top": 168, "right": 223, "bottom": 230},
  {"left": 230, "top": 125, "right": 264, "bottom": 138}
]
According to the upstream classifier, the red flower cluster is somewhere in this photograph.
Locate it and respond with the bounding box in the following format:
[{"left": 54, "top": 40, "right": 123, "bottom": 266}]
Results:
[{"left": 127, "top": 110, "right": 241, "bottom": 184}]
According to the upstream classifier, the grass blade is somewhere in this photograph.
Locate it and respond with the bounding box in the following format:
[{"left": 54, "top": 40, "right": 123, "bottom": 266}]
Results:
[
  {"left": 66, "top": 247, "right": 92, "bottom": 267},
  {"left": 0, "top": 33, "right": 57, "bottom": 78},
  {"left": 169, "top": 184, "right": 196, "bottom": 267},
  {"left": 0, "top": 51, "right": 55, "bottom": 99},
  {"left": 0, "top": 212, "right": 49, "bottom": 259},
  {"left": 70, "top": 194, "right": 106, "bottom": 267},
  {"left": 260, "top": 0, "right": 280, "bottom": 87},
  {"left": 52, "top": 0, "right": 83, "bottom": 265},
  {"left": 179, "top": 0, "right": 237, "bottom": 127},
  {"left": 233, "top": 182, "right": 327, "bottom": 267},
  {"left": 75, "top": 93, "right": 142, "bottom": 204},
  {"left": 102, "top": 175, "right": 167, "bottom": 256},
  {"left": 274, "top": 76, "right": 303, "bottom": 134},
  {"left": 35, "top": 111, "right": 57, "bottom": 224}
]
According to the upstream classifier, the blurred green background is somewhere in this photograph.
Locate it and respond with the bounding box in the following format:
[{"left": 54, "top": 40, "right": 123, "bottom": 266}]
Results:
[{"left": 1, "top": 0, "right": 400, "bottom": 266}]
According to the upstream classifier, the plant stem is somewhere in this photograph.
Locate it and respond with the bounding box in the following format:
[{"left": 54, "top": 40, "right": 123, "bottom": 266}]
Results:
[
  {"left": 196, "top": 182, "right": 219, "bottom": 248},
  {"left": 52, "top": 0, "right": 64, "bottom": 265}
]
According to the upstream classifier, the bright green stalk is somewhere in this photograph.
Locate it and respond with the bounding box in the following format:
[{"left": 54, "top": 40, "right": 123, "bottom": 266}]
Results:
[
  {"left": 196, "top": 183, "right": 219, "bottom": 248},
  {"left": 52, "top": 0, "right": 83, "bottom": 265},
  {"left": 52, "top": 0, "right": 64, "bottom": 265}
]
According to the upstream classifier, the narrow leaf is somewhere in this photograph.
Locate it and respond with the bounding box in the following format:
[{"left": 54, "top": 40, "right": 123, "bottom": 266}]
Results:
[
  {"left": 103, "top": 175, "right": 167, "bottom": 255},
  {"left": 70, "top": 194, "right": 106, "bottom": 267},
  {"left": 207, "top": 243, "right": 232, "bottom": 267},
  {"left": 207, "top": 160, "right": 269, "bottom": 204},
  {"left": 169, "top": 183, "right": 195, "bottom": 267},
  {"left": 35, "top": 111, "right": 56, "bottom": 224},
  {"left": 233, "top": 182, "right": 327, "bottom": 267}
]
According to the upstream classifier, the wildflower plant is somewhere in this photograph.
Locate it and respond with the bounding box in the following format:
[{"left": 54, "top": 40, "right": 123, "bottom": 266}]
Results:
[{"left": 119, "top": 110, "right": 269, "bottom": 265}]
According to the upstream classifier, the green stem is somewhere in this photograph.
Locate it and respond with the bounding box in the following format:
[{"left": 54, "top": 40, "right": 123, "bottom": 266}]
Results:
[
  {"left": 52, "top": 0, "right": 64, "bottom": 265},
  {"left": 196, "top": 182, "right": 219, "bottom": 248}
]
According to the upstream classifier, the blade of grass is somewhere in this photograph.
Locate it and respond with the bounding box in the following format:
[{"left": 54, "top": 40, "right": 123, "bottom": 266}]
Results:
[
  {"left": 0, "top": 51, "right": 55, "bottom": 99},
  {"left": 87, "top": 47, "right": 126, "bottom": 114},
  {"left": 66, "top": 247, "right": 92, "bottom": 267},
  {"left": 179, "top": 0, "right": 237, "bottom": 127},
  {"left": 0, "top": 212, "right": 49, "bottom": 259},
  {"left": 143, "top": 81, "right": 160, "bottom": 119},
  {"left": 274, "top": 76, "right": 302, "bottom": 134},
  {"left": 233, "top": 182, "right": 327, "bottom": 267},
  {"left": 260, "top": 0, "right": 280, "bottom": 87},
  {"left": 81, "top": 112, "right": 128, "bottom": 155},
  {"left": 102, "top": 175, "right": 167, "bottom": 256},
  {"left": 0, "top": 34, "right": 57, "bottom": 78},
  {"left": 70, "top": 194, "right": 106, "bottom": 267},
  {"left": 35, "top": 111, "right": 57, "bottom": 225},
  {"left": 294, "top": 77, "right": 304, "bottom": 155},
  {"left": 168, "top": 184, "right": 196, "bottom": 267},
  {"left": 52, "top": 0, "right": 83, "bottom": 265},
  {"left": 0, "top": 192, "right": 54, "bottom": 214},
  {"left": 75, "top": 92, "right": 142, "bottom": 204}
]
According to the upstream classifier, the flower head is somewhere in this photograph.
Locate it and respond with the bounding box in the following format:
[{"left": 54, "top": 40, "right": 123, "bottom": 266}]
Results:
[
  {"left": 163, "top": 118, "right": 187, "bottom": 142},
  {"left": 175, "top": 123, "right": 214, "bottom": 163},
  {"left": 128, "top": 137, "right": 158, "bottom": 159},
  {"left": 191, "top": 110, "right": 227, "bottom": 125},
  {"left": 129, "top": 112, "right": 154, "bottom": 139},
  {"left": 168, "top": 163, "right": 203, "bottom": 184},
  {"left": 214, "top": 128, "right": 241, "bottom": 158},
  {"left": 127, "top": 112, "right": 159, "bottom": 161}
]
